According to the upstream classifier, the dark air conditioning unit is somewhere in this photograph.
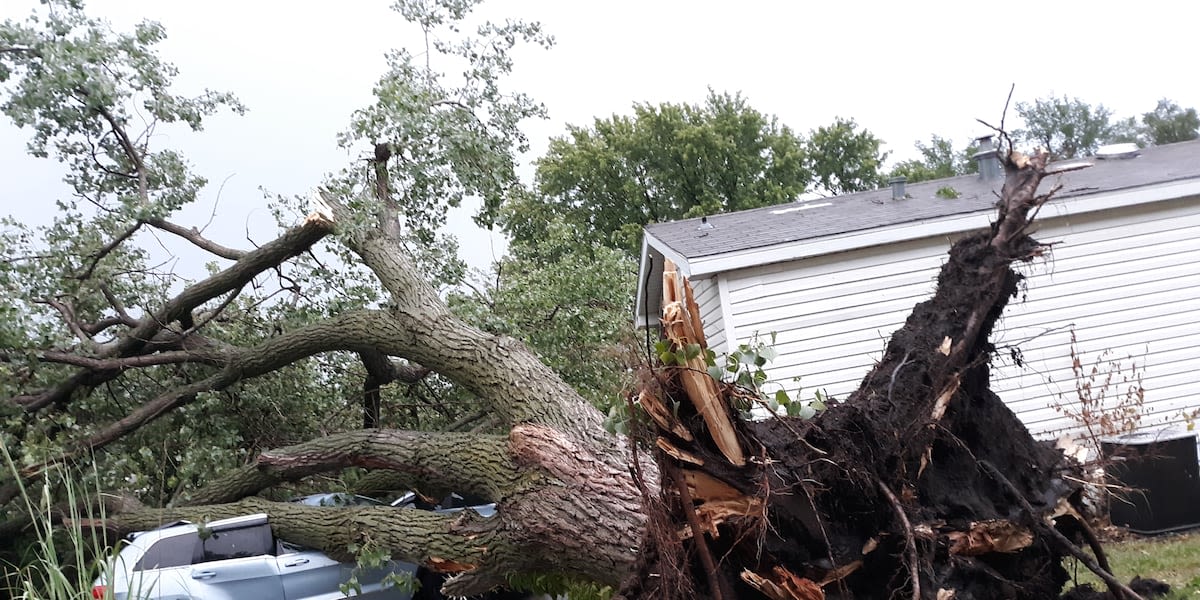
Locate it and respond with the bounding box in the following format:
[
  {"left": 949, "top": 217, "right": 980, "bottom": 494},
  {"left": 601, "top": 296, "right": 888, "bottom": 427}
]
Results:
[{"left": 1101, "top": 428, "right": 1200, "bottom": 534}]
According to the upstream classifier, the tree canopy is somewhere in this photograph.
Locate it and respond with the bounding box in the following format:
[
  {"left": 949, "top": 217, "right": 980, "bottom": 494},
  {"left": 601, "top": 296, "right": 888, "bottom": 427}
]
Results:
[
  {"left": 804, "top": 116, "right": 888, "bottom": 195},
  {"left": 512, "top": 97, "right": 899, "bottom": 257},
  {"left": 1141, "top": 98, "right": 1200, "bottom": 146},
  {"left": 887, "top": 135, "right": 978, "bottom": 184},
  {"left": 1015, "top": 95, "right": 1121, "bottom": 159},
  {"left": 515, "top": 90, "right": 810, "bottom": 255},
  {"left": 1015, "top": 94, "right": 1200, "bottom": 158}
]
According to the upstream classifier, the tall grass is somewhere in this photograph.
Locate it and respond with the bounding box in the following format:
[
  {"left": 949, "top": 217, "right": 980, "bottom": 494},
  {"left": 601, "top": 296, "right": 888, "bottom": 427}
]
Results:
[{"left": 1, "top": 440, "right": 114, "bottom": 600}]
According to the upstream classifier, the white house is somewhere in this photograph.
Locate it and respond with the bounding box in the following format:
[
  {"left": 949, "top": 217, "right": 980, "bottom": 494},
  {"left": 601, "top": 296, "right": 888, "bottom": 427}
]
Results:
[{"left": 636, "top": 139, "right": 1200, "bottom": 438}]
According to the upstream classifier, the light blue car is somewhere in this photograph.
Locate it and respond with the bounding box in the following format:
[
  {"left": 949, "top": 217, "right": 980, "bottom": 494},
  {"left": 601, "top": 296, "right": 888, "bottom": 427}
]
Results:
[
  {"left": 91, "top": 512, "right": 415, "bottom": 600},
  {"left": 91, "top": 493, "right": 520, "bottom": 600}
]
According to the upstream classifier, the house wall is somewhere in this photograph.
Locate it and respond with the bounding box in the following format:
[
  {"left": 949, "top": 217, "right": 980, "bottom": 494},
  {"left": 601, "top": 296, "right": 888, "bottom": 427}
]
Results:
[
  {"left": 719, "top": 195, "right": 1200, "bottom": 438},
  {"left": 691, "top": 276, "right": 726, "bottom": 354}
]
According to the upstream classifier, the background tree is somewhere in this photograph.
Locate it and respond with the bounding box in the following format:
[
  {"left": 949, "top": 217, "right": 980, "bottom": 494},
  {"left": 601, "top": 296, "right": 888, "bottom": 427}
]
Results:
[
  {"left": 1015, "top": 95, "right": 1120, "bottom": 158},
  {"left": 804, "top": 116, "right": 888, "bottom": 194},
  {"left": 887, "top": 134, "right": 978, "bottom": 184},
  {"left": 1141, "top": 98, "right": 1200, "bottom": 145},
  {"left": 519, "top": 90, "right": 810, "bottom": 255}
]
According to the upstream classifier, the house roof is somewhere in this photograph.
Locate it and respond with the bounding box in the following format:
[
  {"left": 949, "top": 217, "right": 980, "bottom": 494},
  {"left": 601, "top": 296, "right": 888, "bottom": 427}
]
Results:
[
  {"left": 635, "top": 139, "right": 1200, "bottom": 327},
  {"left": 644, "top": 139, "right": 1200, "bottom": 263}
]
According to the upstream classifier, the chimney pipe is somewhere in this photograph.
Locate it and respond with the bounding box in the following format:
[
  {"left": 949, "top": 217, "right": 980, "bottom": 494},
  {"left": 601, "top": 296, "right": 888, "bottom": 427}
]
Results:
[
  {"left": 973, "top": 135, "right": 1002, "bottom": 180},
  {"left": 888, "top": 176, "right": 906, "bottom": 200}
]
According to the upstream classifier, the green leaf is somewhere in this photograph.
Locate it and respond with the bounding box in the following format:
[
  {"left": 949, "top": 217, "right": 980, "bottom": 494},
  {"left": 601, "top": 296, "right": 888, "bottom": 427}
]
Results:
[
  {"left": 775, "top": 389, "right": 791, "bottom": 406},
  {"left": 708, "top": 366, "right": 725, "bottom": 382}
]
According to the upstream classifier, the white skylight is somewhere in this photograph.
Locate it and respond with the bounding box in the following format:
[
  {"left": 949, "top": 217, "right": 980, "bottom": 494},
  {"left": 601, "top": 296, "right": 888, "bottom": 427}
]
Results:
[{"left": 770, "top": 202, "right": 832, "bottom": 215}]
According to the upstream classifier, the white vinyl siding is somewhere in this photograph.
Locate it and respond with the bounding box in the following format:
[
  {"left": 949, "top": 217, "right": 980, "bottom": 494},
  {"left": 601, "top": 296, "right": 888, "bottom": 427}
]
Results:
[
  {"left": 721, "top": 195, "right": 1200, "bottom": 438},
  {"left": 989, "top": 196, "right": 1200, "bottom": 436},
  {"left": 691, "top": 276, "right": 726, "bottom": 354}
]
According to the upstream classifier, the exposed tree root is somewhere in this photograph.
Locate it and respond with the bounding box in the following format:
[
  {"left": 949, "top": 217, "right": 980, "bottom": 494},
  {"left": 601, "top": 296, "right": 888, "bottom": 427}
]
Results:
[{"left": 629, "top": 146, "right": 1159, "bottom": 599}]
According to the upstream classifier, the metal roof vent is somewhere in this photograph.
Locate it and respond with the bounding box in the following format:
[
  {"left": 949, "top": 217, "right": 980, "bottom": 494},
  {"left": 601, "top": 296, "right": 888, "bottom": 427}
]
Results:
[
  {"left": 1096, "top": 143, "right": 1140, "bottom": 160},
  {"left": 888, "top": 176, "right": 906, "bottom": 200},
  {"left": 973, "top": 135, "right": 1002, "bottom": 180}
]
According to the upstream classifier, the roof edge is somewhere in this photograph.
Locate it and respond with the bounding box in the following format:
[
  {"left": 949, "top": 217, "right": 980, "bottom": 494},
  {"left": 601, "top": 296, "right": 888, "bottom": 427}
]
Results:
[
  {"left": 633, "top": 232, "right": 701, "bottom": 328},
  {"left": 683, "top": 177, "right": 1200, "bottom": 277}
]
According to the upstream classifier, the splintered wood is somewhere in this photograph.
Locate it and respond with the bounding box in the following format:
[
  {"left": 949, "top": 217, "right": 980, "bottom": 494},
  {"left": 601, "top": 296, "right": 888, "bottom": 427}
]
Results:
[
  {"left": 741, "top": 566, "right": 825, "bottom": 600},
  {"left": 661, "top": 261, "right": 745, "bottom": 466}
]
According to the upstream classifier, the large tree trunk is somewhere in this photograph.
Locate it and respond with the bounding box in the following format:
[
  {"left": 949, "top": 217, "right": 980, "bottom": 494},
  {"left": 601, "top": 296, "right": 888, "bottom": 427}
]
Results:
[{"left": 91, "top": 193, "right": 656, "bottom": 597}]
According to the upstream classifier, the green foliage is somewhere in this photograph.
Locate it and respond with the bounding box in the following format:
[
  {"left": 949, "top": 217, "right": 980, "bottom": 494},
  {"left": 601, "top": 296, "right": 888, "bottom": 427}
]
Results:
[
  {"left": 714, "top": 334, "right": 827, "bottom": 419},
  {"left": 341, "top": 537, "right": 416, "bottom": 597},
  {"left": 0, "top": 0, "right": 548, "bottom": 517},
  {"left": 515, "top": 89, "right": 811, "bottom": 255},
  {"left": 888, "top": 135, "right": 978, "bottom": 184},
  {"left": 1141, "top": 98, "right": 1200, "bottom": 146},
  {"left": 627, "top": 333, "right": 827, "bottom": 429},
  {"left": 1016, "top": 95, "right": 1199, "bottom": 157},
  {"left": 1015, "top": 95, "right": 1121, "bottom": 159},
  {"left": 505, "top": 570, "right": 611, "bottom": 600},
  {"left": 935, "top": 186, "right": 960, "bottom": 199},
  {"left": 334, "top": 0, "right": 552, "bottom": 243},
  {"left": 805, "top": 117, "right": 888, "bottom": 194}
]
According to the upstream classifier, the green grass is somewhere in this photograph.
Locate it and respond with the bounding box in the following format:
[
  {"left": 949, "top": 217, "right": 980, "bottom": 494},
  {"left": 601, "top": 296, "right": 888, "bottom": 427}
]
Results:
[
  {"left": 1, "top": 440, "right": 114, "bottom": 600},
  {"left": 1066, "top": 530, "right": 1200, "bottom": 598}
]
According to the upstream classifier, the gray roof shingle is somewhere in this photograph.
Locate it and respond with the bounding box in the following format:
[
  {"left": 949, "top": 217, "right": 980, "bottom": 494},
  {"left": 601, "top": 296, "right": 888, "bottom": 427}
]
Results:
[{"left": 644, "top": 139, "right": 1200, "bottom": 261}]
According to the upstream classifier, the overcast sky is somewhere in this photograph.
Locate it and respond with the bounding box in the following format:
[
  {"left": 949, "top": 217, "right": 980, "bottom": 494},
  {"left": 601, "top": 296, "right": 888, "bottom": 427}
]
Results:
[{"left": 3, "top": 0, "right": 1198, "bottom": 272}]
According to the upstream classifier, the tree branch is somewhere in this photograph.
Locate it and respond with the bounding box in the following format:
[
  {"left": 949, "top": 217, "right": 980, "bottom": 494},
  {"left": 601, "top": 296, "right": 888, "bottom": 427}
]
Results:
[
  {"left": 143, "top": 217, "right": 247, "bottom": 260},
  {"left": 35, "top": 298, "right": 94, "bottom": 346},
  {"left": 5, "top": 213, "right": 335, "bottom": 413},
  {"left": 77, "top": 222, "right": 141, "bottom": 281},
  {"left": 181, "top": 429, "right": 515, "bottom": 506},
  {"left": 318, "top": 190, "right": 608, "bottom": 444},
  {"left": 93, "top": 102, "right": 148, "bottom": 202},
  {"left": 100, "top": 497, "right": 501, "bottom": 581},
  {"left": 360, "top": 350, "right": 431, "bottom": 428},
  {"left": 0, "top": 349, "right": 212, "bottom": 370}
]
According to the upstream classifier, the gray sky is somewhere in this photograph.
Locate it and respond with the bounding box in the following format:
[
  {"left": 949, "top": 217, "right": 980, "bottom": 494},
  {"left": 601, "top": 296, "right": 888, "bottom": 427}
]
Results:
[{"left": 3, "top": 0, "right": 1198, "bottom": 272}]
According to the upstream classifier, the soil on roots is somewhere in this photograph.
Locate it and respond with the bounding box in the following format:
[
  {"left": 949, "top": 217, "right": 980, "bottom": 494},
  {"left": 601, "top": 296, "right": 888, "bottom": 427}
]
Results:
[{"left": 621, "top": 233, "right": 1097, "bottom": 599}]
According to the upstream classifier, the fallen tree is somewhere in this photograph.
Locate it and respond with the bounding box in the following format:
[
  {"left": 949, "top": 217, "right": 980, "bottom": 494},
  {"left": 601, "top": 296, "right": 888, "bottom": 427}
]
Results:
[{"left": 0, "top": 3, "right": 1157, "bottom": 599}]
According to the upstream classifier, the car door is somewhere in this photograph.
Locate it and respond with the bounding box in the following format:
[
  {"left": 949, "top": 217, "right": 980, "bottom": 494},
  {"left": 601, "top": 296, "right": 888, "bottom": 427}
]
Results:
[
  {"left": 275, "top": 541, "right": 348, "bottom": 600},
  {"left": 275, "top": 539, "right": 415, "bottom": 600},
  {"left": 185, "top": 521, "right": 284, "bottom": 600}
]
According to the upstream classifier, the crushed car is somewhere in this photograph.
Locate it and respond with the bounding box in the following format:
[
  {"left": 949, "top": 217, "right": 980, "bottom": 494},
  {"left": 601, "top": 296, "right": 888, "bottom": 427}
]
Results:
[{"left": 91, "top": 493, "right": 525, "bottom": 600}]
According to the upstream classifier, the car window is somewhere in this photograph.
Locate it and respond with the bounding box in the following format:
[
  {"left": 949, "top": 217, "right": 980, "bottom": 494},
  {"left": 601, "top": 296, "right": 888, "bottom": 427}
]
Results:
[
  {"left": 133, "top": 535, "right": 199, "bottom": 571},
  {"left": 196, "top": 524, "right": 274, "bottom": 563}
]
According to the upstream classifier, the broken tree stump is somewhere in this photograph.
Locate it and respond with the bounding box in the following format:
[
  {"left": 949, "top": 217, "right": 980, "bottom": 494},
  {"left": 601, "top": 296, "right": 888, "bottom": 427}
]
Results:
[{"left": 620, "top": 147, "right": 1144, "bottom": 600}]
